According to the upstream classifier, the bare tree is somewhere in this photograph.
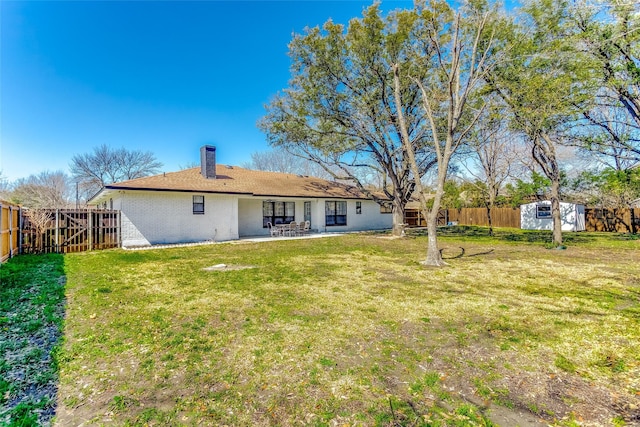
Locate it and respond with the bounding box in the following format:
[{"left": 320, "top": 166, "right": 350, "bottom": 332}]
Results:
[
  {"left": 178, "top": 161, "right": 200, "bottom": 170},
  {"left": 393, "top": 1, "right": 501, "bottom": 266},
  {"left": 11, "top": 170, "right": 72, "bottom": 209},
  {"left": 70, "top": 144, "right": 162, "bottom": 200},
  {"left": 23, "top": 209, "right": 54, "bottom": 253},
  {"left": 461, "top": 103, "right": 515, "bottom": 235},
  {"left": 242, "top": 148, "right": 333, "bottom": 179},
  {"left": 0, "top": 171, "right": 10, "bottom": 201}
]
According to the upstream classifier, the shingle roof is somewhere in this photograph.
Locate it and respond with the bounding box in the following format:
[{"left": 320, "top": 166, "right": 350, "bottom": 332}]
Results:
[{"left": 96, "top": 166, "right": 370, "bottom": 200}]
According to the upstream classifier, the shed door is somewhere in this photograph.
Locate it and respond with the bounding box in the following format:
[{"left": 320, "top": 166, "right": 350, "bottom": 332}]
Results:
[{"left": 576, "top": 205, "right": 586, "bottom": 231}]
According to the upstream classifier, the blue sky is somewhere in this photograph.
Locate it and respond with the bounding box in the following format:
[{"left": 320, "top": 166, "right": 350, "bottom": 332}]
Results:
[{"left": 1, "top": 0, "right": 416, "bottom": 182}]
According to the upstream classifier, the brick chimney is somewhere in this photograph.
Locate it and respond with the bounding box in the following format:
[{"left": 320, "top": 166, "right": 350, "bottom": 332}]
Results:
[{"left": 200, "top": 145, "right": 216, "bottom": 179}]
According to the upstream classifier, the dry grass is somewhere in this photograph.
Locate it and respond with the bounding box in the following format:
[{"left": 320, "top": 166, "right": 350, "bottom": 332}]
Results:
[{"left": 54, "top": 232, "right": 640, "bottom": 426}]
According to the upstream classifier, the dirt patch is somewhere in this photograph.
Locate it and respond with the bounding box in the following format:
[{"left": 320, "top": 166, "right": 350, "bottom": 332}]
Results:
[{"left": 202, "top": 264, "right": 257, "bottom": 271}]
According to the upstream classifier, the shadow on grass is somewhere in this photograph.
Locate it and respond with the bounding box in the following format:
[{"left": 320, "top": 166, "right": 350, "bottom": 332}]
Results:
[
  {"left": 408, "top": 225, "right": 638, "bottom": 245},
  {"left": 0, "top": 254, "right": 66, "bottom": 426}
]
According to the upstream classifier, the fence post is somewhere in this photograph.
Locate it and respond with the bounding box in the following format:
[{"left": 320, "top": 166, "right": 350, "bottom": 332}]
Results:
[
  {"left": 55, "top": 209, "right": 60, "bottom": 253},
  {"left": 0, "top": 203, "right": 3, "bottom": 262},
  {"left": 88, "top": 210, "right": 93, "bottom": 251},
  {"left": 8, "top": 205, "right": 13, "bottom": 259},
  {"left": 18, "top": 207, "right": 22, "bottom": 255}
]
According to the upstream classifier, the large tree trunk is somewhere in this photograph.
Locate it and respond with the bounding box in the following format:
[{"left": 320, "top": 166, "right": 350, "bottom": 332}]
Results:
[
  {"left": 534, "top": 134, "right": 563, "bottom": 247},
  {"left": 550, "top": 177, "right": 563, "bottom": 247},
  {"left": 423, "top": 169, "right": 447, "bottom": 266},
  {"left": 424, "top": 207, "right": 446, "bottom": 266},
  {"left": 391, "top": 198, "right": 406, "bottom": 237},
  {"left": 486, "top": 190, "right": 496, "bottom": 236},
  {"left": 486, "top": 204, "right": 494, "bottom": 236}
]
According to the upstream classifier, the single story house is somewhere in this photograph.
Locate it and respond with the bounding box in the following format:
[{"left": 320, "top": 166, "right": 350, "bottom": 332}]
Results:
[
  {"left": 520, "top": 201, "right": 586, "bottom": 232},
  {"left": 89, "top": 146, "right": 393, "bottom": 247}
]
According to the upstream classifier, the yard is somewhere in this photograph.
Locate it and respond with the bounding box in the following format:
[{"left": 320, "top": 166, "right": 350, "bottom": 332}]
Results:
[{"left": 2, "top": 229, "right": 639, "bottom": 426}]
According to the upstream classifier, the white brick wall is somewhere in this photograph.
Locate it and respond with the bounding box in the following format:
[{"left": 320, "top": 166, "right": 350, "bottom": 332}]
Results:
[
  {"left": 115, "top": 191, "right": 238, "bottom": 247},
  {"left": 113, "top": 191, "right": 393, "bottom": 246},
  {"left": 237, "top": 198, "right": 264, "bottom": 237}
]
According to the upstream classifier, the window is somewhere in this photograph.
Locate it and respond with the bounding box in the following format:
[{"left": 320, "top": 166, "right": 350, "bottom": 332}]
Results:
[
  {"left": 193, "top": 195, "right": 205, "bottom": 214},
  {"left": 325, "top": 201, "right": 347, "bottom": 226},
  {"left": 356, "top": 201, "right": 362, "bottom": 214},
  {"left": 536, "top": 204, "right": 551, "bottom": 219},
  {"left": 380, "top": 202, "right": 393, "bottom": 214},
  {"left": 263, "top": 201, "right": 295, "bottom": 227}
]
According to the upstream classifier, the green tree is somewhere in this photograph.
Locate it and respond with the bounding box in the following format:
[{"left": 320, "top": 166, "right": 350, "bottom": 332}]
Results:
[
  {"left": 573, "top": 167, "right": 640, "bottom": 207},
  {"left": 567, "top": 0, "right": 640, "bottom": 169},
  {"left": 575, "top": 0, "right": 640, "bottom": 125},
  {"left": 260, "top": 5, "right": 437, "bottom": 237},
  {"left": 505, "top": 171, "right": 552, "bottom": 207},
  {"left": 600, "top": 167, "right": 640, "bottom": 207},
  {"left": 484, "top": 0, "right": 597, "bottom": 247}
]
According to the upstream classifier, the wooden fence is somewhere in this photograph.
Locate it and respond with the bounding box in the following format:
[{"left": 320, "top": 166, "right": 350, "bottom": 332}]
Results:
[
  {"left": 1, "top": 201, "right": 21, "bottom": 263},
  {"left": 406, "top": 206, "right": 640, "bottom": 233},
  {"left": 21, "top": 209, "right": 121, "bottom": 254},
  {"left": 585, "top": 208, "right": 640, "bottom": 233},
  {"left": 405, "top": 207, "right": 521, "bottom": 228},
  {"left": 444, "top": 207, "right": 522, "bottom": 228}
]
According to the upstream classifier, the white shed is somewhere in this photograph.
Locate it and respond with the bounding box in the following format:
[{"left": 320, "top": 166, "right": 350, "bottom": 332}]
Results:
[{"left": 520, "top": 201, "right": 586, "bottom": 231}]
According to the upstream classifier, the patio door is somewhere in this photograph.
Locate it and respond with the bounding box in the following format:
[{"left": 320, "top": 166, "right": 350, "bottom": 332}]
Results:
[{"left": 304, "top": 201, "right": 311, "bottom": 226}]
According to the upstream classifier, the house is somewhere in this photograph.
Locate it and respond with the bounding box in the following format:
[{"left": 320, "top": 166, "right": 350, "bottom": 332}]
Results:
[
  {"left": 520, "top": 201, "right": 586, "bottom": 232},
  {"left": 89, "top": 146, "right": 393, "bottom": 247}
]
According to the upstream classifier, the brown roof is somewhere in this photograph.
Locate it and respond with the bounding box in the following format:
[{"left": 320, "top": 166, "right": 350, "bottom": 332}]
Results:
[{"left": 95, "top": 166, "right": 370, "bottom": 200}]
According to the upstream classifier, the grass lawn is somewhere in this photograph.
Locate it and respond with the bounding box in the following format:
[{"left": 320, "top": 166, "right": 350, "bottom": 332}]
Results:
[
  {"left": 4, "top": 228, "right": 640, "bottom": 426},
  {"left": 1, "top": 254, "right": 66, "bottom": 426}
]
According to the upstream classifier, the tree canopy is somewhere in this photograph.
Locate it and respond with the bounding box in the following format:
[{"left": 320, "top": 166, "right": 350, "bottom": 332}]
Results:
[
  {"left": 10, "top": 171, "right": 72, "bottom": 209},
  {"left": 70, "top": 144, "right": 163, "bottom": 201},
  {"left": 260, "top": 4, "right": 438, "bottom": 235}
]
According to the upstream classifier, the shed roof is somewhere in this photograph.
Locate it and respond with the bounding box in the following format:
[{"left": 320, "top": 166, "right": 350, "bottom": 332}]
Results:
[{"left": 90, "top": 166, "right": 373, "bottom": 202}]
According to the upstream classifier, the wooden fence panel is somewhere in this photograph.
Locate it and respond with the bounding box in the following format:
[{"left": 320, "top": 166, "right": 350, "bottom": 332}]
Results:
[
  {"left": 584, "top": 208, "right": 640, "bottom": 233},
  {"left": 445, "top": 207, "right": 522, "bottom": 228},
  {"left": 406, "top": 206, "right": 640, "bottom": 233},
  {"left": 20, "top": 209, "right": 120, "bottom": 254},
  {"left": 406, "top": 207, "right": 521, "bottom": 228},
  {"left": 404, "top": 209, "right": 452, "bottom": 227},
  {"left": 1, "top": 201, "right": 21, "bottom": 263}
]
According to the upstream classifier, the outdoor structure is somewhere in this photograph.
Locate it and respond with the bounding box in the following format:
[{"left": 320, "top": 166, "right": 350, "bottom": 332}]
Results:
[
  {"left": 20, "top": 209, "right": 120, "bottom": 254},
  {"left": 520, "top": 201, "right": 586, "bottom": 232},
  {"left": 89, "top": 146, "right": 392, "bottom": 247},
  {"left": 1, "top": 200, "right": 21, "bottom": 263}
]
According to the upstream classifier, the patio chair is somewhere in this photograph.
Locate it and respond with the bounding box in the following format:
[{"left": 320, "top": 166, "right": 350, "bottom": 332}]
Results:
[
  {"left": 267, "top": 222, "right": 280, "bottom": 237},
  {"left": 285, "top": 221, "right": 298, "bottom": 237},
  {"left": 300, "top": 220, "right": 310, "bottom": 235}
]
